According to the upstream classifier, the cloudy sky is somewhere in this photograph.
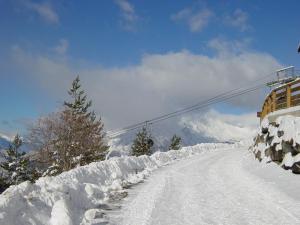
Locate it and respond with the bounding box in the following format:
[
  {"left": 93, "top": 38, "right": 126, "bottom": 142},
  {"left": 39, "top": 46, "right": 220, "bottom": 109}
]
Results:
[{"left": 0, "top": 0, "right": 299, "bottom": 136}]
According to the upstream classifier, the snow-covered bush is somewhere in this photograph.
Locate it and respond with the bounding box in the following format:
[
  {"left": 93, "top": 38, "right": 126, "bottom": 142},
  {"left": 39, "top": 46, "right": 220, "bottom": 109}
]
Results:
[
  {"left": 0, "top": 135, "right": 37, "bottom": 191},
  {"left": 0, "top": 143, "right": 234, "bottom": 225}
]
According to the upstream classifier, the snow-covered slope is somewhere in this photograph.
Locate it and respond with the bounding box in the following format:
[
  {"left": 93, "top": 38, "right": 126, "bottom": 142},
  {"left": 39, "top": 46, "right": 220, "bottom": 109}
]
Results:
[
  {"left": 0, "top": 134, "right": 11, "bottom": 162},
  {"left": 116, "top": 147, "right": 300, "bottom": 225},
  {"left": 180, "top": 110, "right": 257, "bottom": 142},
  {"left": 0, "top": 134, "right": 11, "bottom": 150},
  {"left": 0, "top": 143, "right": 234, "bottom": 225},
  {"left": 251, "top": 115, "right": 300, "bottom": 173},
  {"left": 109, "top": 110, "right": 258, "bottom": 156},
  {"left": 0, "top": 133, "right": 32, "bottom": 153}
]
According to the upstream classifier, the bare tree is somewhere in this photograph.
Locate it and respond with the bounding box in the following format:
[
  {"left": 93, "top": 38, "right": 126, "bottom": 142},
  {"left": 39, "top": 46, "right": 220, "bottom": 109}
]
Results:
[{"left": 29, "top": 76, "right": 109, "bottom": 176}]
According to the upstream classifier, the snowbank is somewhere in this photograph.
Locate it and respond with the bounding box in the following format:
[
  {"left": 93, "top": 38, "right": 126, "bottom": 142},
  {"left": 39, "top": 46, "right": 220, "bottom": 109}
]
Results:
[
  {"left": 251, "top": 115, "right": 300, "bottom": 173},
  {"left": 0, "top": 142, "right": 236, "bottom": 225}
]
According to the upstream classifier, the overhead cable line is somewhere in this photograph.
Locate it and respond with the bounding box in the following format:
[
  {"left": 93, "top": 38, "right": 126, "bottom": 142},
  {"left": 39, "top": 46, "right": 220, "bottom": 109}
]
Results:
[{"left": 106, "top": 71, "right": 276, "bottom": 138}]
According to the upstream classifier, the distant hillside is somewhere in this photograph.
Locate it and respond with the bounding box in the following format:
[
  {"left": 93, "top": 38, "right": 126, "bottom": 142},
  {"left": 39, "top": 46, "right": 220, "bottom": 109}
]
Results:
[
  {"left": 0, "top": 135, "right": 11, "bottom": 150},
  {"left": 0, "top": 134, "right": 32, "bottom": 162},
  {"left": 108, "top": 110, "right": 257, "bottom": 157},
  {"left": 0, "top": 135, "right": 11, "bottom": 162}
]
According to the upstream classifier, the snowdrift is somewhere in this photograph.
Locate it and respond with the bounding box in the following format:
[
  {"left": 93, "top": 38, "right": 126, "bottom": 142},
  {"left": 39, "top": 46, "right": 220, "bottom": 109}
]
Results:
[
  {"left": 251, "top": 115, "right": 300, "bottom": 173},
  {"left": 0, "top": 143, "right": 236, "bottom": 225}
]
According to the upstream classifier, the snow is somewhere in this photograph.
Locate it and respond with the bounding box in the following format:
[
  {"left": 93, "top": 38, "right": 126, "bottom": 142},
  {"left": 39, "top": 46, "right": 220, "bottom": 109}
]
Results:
[
  {"left": 277, "top": 115, "right": 300, "bottom": 145},
  {"left": 111, "top": 109, "right": 258, "bottom": 156},
  {"left": 0, "top": 135, "right": 11, "bottom": 163},
  {"left": 1, "top": 140, "right": 300, "bottom": 224},
  {"left": 261, "top": 117, "right": 269, "bottom": 130},
  {"left": 252, "top": 115, "right": 300, "bottom": 170},
  {"left": 0, "top": 142, "right": 233, "bottom": 225},
  {"left": 109, "top": 147, "right": 300, "bottom": 225},
  {"left": 268, "top": 105, "right": 300, "bottom": 118},
  {"left": 282, "top": 152, "right": 294, "bottom": 167},
  {"left": 50, "top": 199, "right": 73, "bottom": 225}
]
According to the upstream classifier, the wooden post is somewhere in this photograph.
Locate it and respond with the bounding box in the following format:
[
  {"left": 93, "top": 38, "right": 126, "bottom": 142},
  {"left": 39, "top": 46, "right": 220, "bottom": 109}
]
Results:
[
  {"left": 272, "top": 91, "right": 276, "bottom": 111},
  {"left": 268, "top": 97, "right": 272, "bottom": 113},
  {"left": 262, "top": 104, "right": 265, "bottom": 119},
  {"left": 286, "top": 85, "right": 291, "bottom": 108}
]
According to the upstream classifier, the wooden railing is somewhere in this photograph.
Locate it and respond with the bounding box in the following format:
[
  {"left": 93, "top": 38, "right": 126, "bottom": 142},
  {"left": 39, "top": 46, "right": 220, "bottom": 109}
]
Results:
[{"left": 258, "top": 78, "right": 300, "bottom": 120}]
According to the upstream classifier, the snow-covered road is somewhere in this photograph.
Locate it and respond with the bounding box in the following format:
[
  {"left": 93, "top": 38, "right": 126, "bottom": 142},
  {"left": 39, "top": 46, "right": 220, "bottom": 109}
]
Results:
[{"left": 111, "top": 147, "right": 300, "bottom": 225}]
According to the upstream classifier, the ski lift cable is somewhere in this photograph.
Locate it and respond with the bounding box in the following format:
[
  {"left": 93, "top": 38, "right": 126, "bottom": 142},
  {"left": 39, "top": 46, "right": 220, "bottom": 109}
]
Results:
[
  {"left": 107, "top": 83, "right": 266, "bottom": 138},
  {"left": 150, "top": 84, "right": 265, "bottom": 125},
  {"left": 106, "top": 84, "right": 266, "bottom": 138},
  {"left": 107, "top": 72, "right": 276, "bottom": 136},
  {"left": 106, "top": 71, "right": 277, "bottom": 138},
  {"left": 107, "top": 84, "right": 264, "bottom": 138},
  {"left": 106, "top": 74, "right": 274, "bottom": 138},
  {"left": 108, "top": 73, "right": 274, "bottom": 135}
]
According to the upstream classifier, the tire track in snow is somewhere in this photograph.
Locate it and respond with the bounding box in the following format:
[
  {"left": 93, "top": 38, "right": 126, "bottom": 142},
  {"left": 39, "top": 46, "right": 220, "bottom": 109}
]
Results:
[{"left": 113, "top": 147, "right": 300, "bottom": 225}]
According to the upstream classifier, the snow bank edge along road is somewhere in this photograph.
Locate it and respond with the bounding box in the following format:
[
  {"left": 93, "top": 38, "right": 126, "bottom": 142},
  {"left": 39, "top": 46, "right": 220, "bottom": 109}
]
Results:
[{"left": 0, "top": 142, "right": 241, "bottom": 225}]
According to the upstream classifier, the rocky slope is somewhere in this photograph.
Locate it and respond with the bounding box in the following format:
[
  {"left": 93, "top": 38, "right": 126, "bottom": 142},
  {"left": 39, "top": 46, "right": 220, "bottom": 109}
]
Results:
[{"left": 251, "top": 115, "right": 300, "bottom": 173}]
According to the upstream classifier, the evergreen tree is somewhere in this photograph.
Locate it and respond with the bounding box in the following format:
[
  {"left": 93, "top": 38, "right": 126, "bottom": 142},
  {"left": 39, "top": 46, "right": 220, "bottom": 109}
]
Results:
[
  {"left": 131, "top": 127, "right": 153, "bottom": 156},
  {"left": 169, "top": 134, "right": 182, "bottom": 150},
  {"left": 0, "top": 172, "right": 9, "bottom": 193},
  {"left": 43, "top": 76, "right": 108, "bottom": 175},
  {"left": 64, "top": 76, "right": 92, "bottom": 115},
  {"left": 0, "top": 134, "right": 33, "bottom": 185}
]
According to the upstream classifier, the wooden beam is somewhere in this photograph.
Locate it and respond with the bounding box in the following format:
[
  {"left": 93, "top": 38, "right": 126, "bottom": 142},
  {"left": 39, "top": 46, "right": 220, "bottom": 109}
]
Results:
[
  {"left": 287, "top": 85, "right": 291, "bottom": 108},
  {"left": 272, "top": 91, "right": 276, "bottom": 111}
]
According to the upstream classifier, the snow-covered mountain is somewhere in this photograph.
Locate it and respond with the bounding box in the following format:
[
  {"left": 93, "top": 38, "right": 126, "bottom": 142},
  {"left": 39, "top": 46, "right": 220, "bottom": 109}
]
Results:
[
  {"left": 0, "top": 134, "right": 11, "bottom": 150},
  {"left": 0, "top": 133, "right": 32, "bottom": 162},
  {"left": 108, "top": 110, "right": 258, "bottom": 157},
  {"left": 0, "top": 134, "right": 12, "bottom": 162}
]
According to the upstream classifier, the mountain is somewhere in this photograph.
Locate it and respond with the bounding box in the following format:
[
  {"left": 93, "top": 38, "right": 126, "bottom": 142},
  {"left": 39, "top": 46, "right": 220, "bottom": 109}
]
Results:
[
  {"left": 107, "top": 109, "right": 258, "bottom": 157},
  {"left": 0, "top": 134, "right": 11, "bottom": 150},
  {"left": 0, "top": 134, "right": 33, "bottom": 162},
  {"left": 0, "top": 134, "right": 11, "bottom": 162}
]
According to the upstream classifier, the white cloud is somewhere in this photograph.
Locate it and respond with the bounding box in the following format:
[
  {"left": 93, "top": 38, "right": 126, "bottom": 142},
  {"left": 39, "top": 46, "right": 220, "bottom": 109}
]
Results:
[
  {"left": 208, "top": 38, "right": 252, "bottom": 56},
  {"left": 23, "top": 0, "right": 59, "bottom": 24},
  {"left": 9, "top": 40, "right": 281, "bottom": 130},
  {"left": 114, "top": 0, "right": 138, "bottom": 31},
  {"left": 224, "top": 9, "right": 250, "bottom": 31},
  {"left": 180, "top": 109, "right": 258, "bottom": 142},
  {"left": 171, "top": 8, "right": 213, "bottom": 32},
  {"left": 112, "top": 108, "right": 258, "bottom": 148},
  {"left": 54, "top": 39, "right": 69, "bottom": 55}
]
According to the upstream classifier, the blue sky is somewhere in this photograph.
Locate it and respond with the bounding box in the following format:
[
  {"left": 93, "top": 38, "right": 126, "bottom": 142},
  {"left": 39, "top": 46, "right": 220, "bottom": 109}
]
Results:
[{"left": 0, "top": 0, "right": 299, "bottom": 135}]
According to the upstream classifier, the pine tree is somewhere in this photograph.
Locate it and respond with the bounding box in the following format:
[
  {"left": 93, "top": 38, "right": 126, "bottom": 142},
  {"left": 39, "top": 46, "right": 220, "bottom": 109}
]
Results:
[
  {"left": 64, "top": 76, "right": 108, "bottom": 165},
  {"left": 43, "top": 76, "right": 108, "bottom": 175},
  {"left": 64, "top": 76, "right": 92, "bottom": 115},
  {"left": 0, "top": 172, "right": 9, "bottom": 193},
  {"left": 0, "top": 134, "right": 33, "bottom": 185},
  {"left": 169, "top": 134, "right": 182, "bottom": 150},
  {"left": 131, "top": 127, "right": 153, "bottom": 156},
  {"left": 30, "top": 76, "right": 109, "bottom": 176}
]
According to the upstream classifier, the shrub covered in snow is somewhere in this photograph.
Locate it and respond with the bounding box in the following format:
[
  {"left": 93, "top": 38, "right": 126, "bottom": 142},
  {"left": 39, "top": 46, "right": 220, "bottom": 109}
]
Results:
[
  {"left": 0, "top": 143, "right": 234, "bottom": 225},
  {"left": 0, "top": 135, "right": 38, "bottom": 191},
  {"left": 251, "top": 115, "right": 300, "bottom": 173}
]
